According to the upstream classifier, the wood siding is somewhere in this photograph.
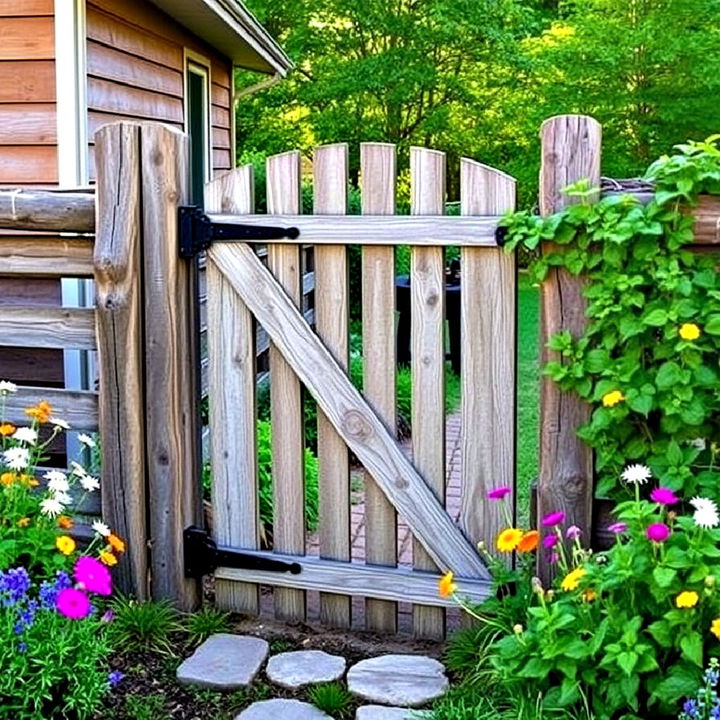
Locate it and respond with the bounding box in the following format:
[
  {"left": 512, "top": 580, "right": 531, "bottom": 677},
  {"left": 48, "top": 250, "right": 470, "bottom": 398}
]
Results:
[
  {"left": 86, "top": 0, "right": 234, "bottom": 181},
  {"left": 0, "top": 6, "right": 56, "bottom": 186}
]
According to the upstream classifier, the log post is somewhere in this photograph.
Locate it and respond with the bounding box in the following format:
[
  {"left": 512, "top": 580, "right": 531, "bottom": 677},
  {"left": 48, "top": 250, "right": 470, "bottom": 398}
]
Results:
[{"left": 538, "top": 115, "right": 601, "bottom": 570}]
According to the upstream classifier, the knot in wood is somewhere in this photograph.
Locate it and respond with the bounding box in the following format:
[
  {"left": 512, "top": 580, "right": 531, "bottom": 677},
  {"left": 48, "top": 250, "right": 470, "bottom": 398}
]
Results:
[
  {"left": 426, "top": 292, "right": 439, "bottom": 307},
  {"left": 151, "top": 150, "right": 164, "bottom": 166},
  {"left": 395, "top": 476, "right": 409, "bottom": 490},
  {"left": 341, "top": 409, "right": 371, "bottom": 440}
]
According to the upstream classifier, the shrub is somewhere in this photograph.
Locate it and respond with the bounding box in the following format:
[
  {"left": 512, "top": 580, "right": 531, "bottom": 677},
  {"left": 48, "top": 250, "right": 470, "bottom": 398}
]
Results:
[
  {"left": 107, "top": 596, "right": 181, "bottom": 655},
  {"left": 185, "top": 606, "right": 231, "bottom": 646},
  {"left": 306, "top": 682, "right": 354, "bottom": 717}
]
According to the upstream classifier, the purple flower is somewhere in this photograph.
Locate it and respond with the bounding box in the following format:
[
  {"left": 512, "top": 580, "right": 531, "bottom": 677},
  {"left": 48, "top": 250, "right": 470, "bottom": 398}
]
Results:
[
  {"left": 543, "top": 534, "right": 558, "bottom": 549},
  {"left": 548, "top": 552, "right": 559, "bottom": 565},
  {"left": 487, "top": 487, "right": 511, "bottom": 501},
  {"left": 542, "top": 511, "right": 566, "bottom": 527},
  {"left": 0, "top": 567, "right": 31, "bottom": 606},
  {"left": 650, "top": 487, "right": 680, "bottom": 506},
  {"left": 608, "top": 522, "right": 628, "bottom": 534},
  {"left": 17, "top": 642, "right": 27, "bottom": 654},
  {"left": 108, "top": 670, "right": 124, "bottom": 687},
  {"left": 566, "top": 525, "right": 582, "bottom": 540},
  {"left": 39, "top": 571, "right": 74, "bottom": 610},
  {"left": 101, "top": 609, "right": 115, "bottom": 623},
  {"left": 683, "top": 699, "right": 699, "bottom": 719},
  {"left": 646, "top": 522, "right": 670, "bottom": 543}
]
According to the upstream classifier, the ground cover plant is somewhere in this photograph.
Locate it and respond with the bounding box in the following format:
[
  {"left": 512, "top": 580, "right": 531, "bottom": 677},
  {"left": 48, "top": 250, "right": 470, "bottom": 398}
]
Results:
[{"left": 0, "top": 383, "right": 125, "bottom": 719}]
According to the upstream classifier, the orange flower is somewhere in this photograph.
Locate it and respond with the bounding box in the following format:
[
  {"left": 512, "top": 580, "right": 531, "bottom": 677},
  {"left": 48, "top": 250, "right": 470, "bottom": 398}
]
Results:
[
  {"left": 25, "top": 400, "right": 52, "bottom": 424},
  {"left": 107, "top": 534, "right": 126, "bottom": 553},
  {"left": 57, "top": 515, "right": 74, "bottom": 530},
  {"left": 17, "top": 517, "right": 30, "bottom": 528},
  {"left": 0, "top": 472, "right": 15, "bottom": 487},
  {"left": 99, "top": 551, "right": 118, "bottom": 567},
  {"left": 583, "top": 589, "right": 597, "bottom": 602},
  {"left": 0, "top": 423, "right": 16, "bottom": 436},
  {"left": 438, "top": 571, "right": 458, "bottom": 597},
  {"left": 517, "top": 530, "right": 540, "bottom": 553}
]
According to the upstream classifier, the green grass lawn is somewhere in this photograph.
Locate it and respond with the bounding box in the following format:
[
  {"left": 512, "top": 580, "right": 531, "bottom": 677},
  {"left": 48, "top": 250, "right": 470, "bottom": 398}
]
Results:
[{"left": 516, "top": 272, "right": 540, "bottom": 524}]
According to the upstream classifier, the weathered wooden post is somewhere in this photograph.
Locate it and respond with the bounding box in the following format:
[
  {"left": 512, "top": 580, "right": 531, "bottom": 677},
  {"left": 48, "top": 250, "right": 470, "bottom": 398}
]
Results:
[{"left": 538, "top": 115, "right": 601, "bottom": 568}]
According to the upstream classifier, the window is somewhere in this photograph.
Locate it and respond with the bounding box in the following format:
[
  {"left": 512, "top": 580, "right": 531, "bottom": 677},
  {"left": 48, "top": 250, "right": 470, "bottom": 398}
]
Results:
[{"left": 185, "top": 56, "right": 212, "bottom": 206}]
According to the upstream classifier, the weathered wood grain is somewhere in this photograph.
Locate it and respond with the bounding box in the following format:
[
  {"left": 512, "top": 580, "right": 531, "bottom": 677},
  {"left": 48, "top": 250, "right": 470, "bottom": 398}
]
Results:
[
  {"left": 538, "top": 115, "right": 601, "bottom": 573},
  {"left": 139, "top": 123, "right": 201, "bottom": 610},
  {"left": 0, "top": 306, "right": 96, "bottom": 350},
  {"left": 216, "top": 551, "right": 492, "bottom": 608},
  {"left": 360, "top": 142, "right": 398, "bottom": 633},
  {"left": 0, "top": 17, "right": 54, "bottom": 61},
  {"left": 0, "top": 104, "right": 56, "bottom": 145},
  {"left": 410, "top": 147, "right": 446, "bottom": 639},
  {"left": 205, "top": 167, "right": 260, "bottom": 615},
  {"left": 206, "top": 214, "right": 501, "bottom": 247},
  {"left": 208, "top": 243, "right": 488, "bottom": 580},
  {"left": 0, "top": 236, "right": 93, "bottom": 277},
  {"left": 6, "top": 387, "right": 98, "bottom": 431},
  {"left": 0, "top": 60, "right": 55, "bottom": 103},
  {"left": 314, "top": 144, "right": 351, "bottom": 628},
  {"left": 460, "top": 160, "right": 517, "bottom": 560},
  {"left": 0, "top": 190, "right": 95, "bottom": 232},
  {"left": 693, "top": 195, "right": 720, "bottom": 245},
  {"left": 94, "top": 122, "right": 148, "bottom": 599},
  {"left": 266, "top": 151, "right": 306, "bottom": 622},
  {"left": 88, "top": 77, "right": 183, "bottom": 123}
]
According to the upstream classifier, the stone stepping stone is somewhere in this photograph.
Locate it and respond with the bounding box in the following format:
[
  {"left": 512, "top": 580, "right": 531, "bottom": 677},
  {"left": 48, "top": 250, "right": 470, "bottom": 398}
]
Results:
[
  {"left": 356, "top": 706, "right": 433, "bottom": 719},
  {"left": 347, "top": 655, "right": 448, "bottom": 708},
  {"left": 266, "top": 650, "right": 346, "bottom": 689},
  {"left": 235, "top": 699, "right": 331, "bottom": 719},
  {"left": 177, "top": 634, "right": 269, "bottom": 690}
]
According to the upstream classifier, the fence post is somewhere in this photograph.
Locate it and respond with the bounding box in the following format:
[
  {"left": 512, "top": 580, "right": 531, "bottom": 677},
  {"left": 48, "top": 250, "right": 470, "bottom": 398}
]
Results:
[
  {"left": 94, "top": 122, "right": 148, "bottom": 599},
  {"left": 538, "top": 115, "right": 601, "bottom": 566}
]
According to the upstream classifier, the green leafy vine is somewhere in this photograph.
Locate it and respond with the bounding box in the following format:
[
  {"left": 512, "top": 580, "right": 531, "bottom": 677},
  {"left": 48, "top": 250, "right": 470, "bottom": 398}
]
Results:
[{"left": 501, "top": 137, "right": 720, "bottom": 498}]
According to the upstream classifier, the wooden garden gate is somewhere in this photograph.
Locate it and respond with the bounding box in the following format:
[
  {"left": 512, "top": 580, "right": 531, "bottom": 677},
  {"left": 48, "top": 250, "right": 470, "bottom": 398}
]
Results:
[{"left": 203, "top": 144, "right": 517, "bottom": 639}]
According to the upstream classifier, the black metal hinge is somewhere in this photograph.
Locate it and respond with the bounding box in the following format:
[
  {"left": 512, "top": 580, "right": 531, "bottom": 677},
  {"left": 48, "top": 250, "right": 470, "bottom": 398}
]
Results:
[
  {"left": 183, "top": 526, "right": 302, "bottom": 579},
  {"left": 179, "top": 206, "right": 300, "bottom": 258},
  {"left": 494, "top": 225, "right": 510, "bottom": 247}
]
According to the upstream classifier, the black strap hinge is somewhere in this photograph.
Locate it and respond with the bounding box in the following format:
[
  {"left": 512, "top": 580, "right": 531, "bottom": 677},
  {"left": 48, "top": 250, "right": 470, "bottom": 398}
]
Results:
[
  {"left": 183, "top": 526, "right": 302, "bottom": 579},
  {"left": 179, "top": 206, "right": 300, "bottom": 258}
]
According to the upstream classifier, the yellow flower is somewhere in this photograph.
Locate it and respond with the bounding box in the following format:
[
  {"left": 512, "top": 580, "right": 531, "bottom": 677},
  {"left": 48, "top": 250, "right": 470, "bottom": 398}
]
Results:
[
  {"left": 57, "top": 515, "right": 74, "bottom": 530},
  {"left": 711, "top": 618, "right": 720, "bottom": 640},
  {"left": 561, "top": 567, "right": 587, "bottom": 592},
  {"left": 108, "top": 534, "right": 126, "bottom": 554},
  {"left": 17, "top": 517, "right": 30, "bottom": 528},
  {"left": 19, "top": 474, "right": 38, "bottom": 488},
  {"left": 100, "top": 551, "right": 118, "bottom": 567},
  {"left": 25, "top": 400, "right": 52, "bottom": 424},
  {"left": 679, "top": 323, "right": 701, "bottom": 341},
  {"left": 438, "top": 571, "right": 457, "bottom": 597},
  {"left": 602, "top": 390, "right": 625, "bottom": 408},
  {"left": 0, "top": 472, "right": 15, "bottom": 487},
  {"left": 676, "top": 591, "right": 699, "bottom": 609},
  {"left": 496, "top": 528, "right": 524, "bottom": 552},
  {"left": 0, "top": 423, "right": 16, "bottom": 437},
  {"left": 56, "top": 535, "right": 76, "bottom": 556}
]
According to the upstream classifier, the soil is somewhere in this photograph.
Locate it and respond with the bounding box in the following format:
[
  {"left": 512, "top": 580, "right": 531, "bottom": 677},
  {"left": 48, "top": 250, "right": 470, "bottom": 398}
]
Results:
[{"left": 96, "top": 612, "right": 445, "bottom": 720}]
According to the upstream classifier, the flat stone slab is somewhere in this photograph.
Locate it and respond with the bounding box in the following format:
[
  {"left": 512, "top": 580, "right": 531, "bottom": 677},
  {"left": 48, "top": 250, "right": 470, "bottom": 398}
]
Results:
[
  {"left": 357, "top": 706, "right": 433, "bottom": 719},
  {"left": 347, "top": 655, "right": 448, "bottom": 708},
  {"left": 235, "top": 699, "right": 331, "bottom": 719},
  {"left": 266, "top": 650, "right": 346, "bottom": 689},
  {"left": 177, "top": 634, "right": 269, "bottom": 690}
]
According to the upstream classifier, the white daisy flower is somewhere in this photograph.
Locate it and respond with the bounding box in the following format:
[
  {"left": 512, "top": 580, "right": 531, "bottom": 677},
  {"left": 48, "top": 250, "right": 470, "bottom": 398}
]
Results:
[
  {"left": 12, "top": 427, "right": 37, "bottom": 445},
  {"left": 77, "top": 433, "right": 96, "bottom": 449},
  {"left": 621, "top": 464, "right": 652, "bottom": 485},
  {"left": 92, "top": 521, "right": 111, "bottom": 537},
  {"left": 44, "top": 471, "right": 69, "bottom": 494},
  {"left": 53, "top": 491, "right": 73, "bottom": 506},
  {"left": 3, "top": 447, "right": 29, "bottom": 471},
  {"left": 690, "top": 497, "right": 720, "bottom": 529},
  {"left": 0, "top": 381, "right": 17, "bottom": 394},
  {"left": 69, "top": 461, "right": 88, "bottom": 477},
  {"left": 79, "top": 475, "right": 100, "bottom": 492},
  {"left": 40, "top": 497, "right": 64, "bottom": 517},
  {"left": 50, "top": 417, "right": 70, "bottom": 430}
]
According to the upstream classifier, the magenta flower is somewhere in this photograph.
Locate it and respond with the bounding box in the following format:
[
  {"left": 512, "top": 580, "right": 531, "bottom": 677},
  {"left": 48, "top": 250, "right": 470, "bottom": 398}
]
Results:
[
  {"left": 608, "top": 522, "right": 628, "bottom": 534},
  {"left": 543, "top": 534, "right": 558, "bottom": 549},
  {"left": 650, "top": 487, "right": 680, "bottom": 506},
  {"left": 646, "top": 522, "right": 670, "bottom": 543},
  {"left": 56, "top": 588, "right": 91, "bottom": 619},
  {"left": 74, "top": 556, "right": 112, "bottom": 596},
  {"left": 542, "top": 511, "right": 566, "bottom": 527},
  {"left": 487, "top": 487, "right": 511, "bottom": 501},
  {"left": 566, "top": 525, "right": 582, "bottom": 540}
]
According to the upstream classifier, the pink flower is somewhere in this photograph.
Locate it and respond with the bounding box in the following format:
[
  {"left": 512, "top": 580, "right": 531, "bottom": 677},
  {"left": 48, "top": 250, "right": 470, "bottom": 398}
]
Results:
[
  {"left": 608, "top": 522, "right": 627, "bottom": 534},
  {"left": 566, "top": 525, "right": 582, "bottom": 540},
  {"left": 487, "top": 487, "right": 511, "bottom": 501},
  {"left": 56, "top": 588, "right": 91, "bottom": 619},
  {"left": 542, "top": 511, "right": 566, "bottom": 527},
  {"left": 543, "top": 534, "right": 558, "bottom": 549},
  {"left": 548, "top": 552, "right": 559, "bottom": 565},
  {"left": 646, "top": 522, "right": 670, "bottom": 543},
  {"left": 74, "top": 556, "right": 112, "bottom": 596},
  {"left": 650, "top": 487, "right": 680, "bottom": 506}
]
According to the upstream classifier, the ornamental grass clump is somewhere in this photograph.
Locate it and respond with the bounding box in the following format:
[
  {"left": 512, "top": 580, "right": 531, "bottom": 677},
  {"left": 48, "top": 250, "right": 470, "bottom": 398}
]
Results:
[
  {"left": 0, "top": 381, "right": 125, "bottom": 719},
  {"left": 444, "top": 472, "right": 720, "bottom": 720}
]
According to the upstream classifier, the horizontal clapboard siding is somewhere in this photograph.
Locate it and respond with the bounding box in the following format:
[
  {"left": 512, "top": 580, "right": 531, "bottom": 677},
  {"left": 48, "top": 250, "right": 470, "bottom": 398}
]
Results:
[{"left": 86, "top": 0, "right": 233, "bottom": 180}]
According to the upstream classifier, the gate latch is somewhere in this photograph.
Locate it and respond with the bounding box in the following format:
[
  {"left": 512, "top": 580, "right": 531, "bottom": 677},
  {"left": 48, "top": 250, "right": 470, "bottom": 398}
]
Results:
[
  {"left": 179, "top": 206, "right": 300, "bottom": 258},
  {"left": 183, "top": 526, "right": 302, "bottom": 579}
]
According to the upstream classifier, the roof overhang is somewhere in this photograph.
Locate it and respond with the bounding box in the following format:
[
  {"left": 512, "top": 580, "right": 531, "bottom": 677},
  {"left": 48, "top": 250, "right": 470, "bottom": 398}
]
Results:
[{"left": 148, "top": 0, "right": 293, "bottom": 76}]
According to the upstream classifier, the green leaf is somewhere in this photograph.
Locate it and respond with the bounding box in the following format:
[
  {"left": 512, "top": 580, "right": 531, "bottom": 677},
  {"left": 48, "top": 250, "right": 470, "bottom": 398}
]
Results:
[
  {"left": 643, "top": 308, "right": 668, "bottom": 326},
  {"left": 680, "top": 632, "right": 704, "bottom": 667},
  {"left": 651, "top": 664, "right": 701, "bottom": 705},
  {"left": 705, "top": 314, "right": 720, "bottom": 335},
  {"left": 617, "top": 651, "right": 638, "bottom": 676},
  {"left": 656, "top": 361, "right": 682, "bottom": 389},
  {"left": 653, "top": 566, "right": 676, "bottom": 588},
  {"left": 628, "top": 393, "right": 653, "bottom": 416}
]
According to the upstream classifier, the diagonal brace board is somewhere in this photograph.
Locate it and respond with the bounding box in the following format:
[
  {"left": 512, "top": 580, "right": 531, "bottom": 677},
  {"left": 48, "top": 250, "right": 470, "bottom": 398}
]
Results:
[{"left": 209, "top": 243, "right": 489, "bottom": 580}]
